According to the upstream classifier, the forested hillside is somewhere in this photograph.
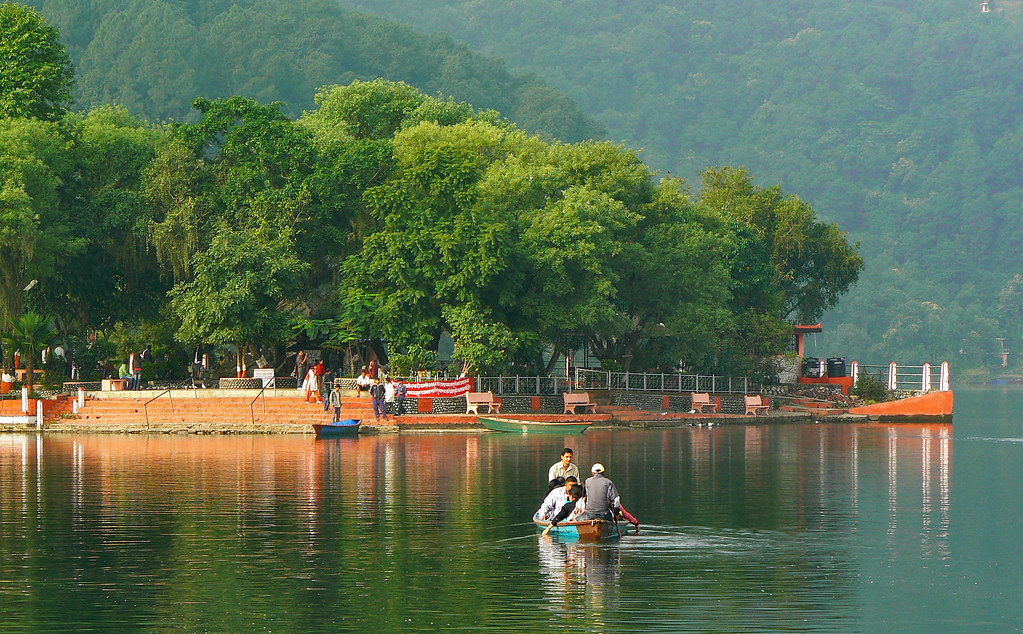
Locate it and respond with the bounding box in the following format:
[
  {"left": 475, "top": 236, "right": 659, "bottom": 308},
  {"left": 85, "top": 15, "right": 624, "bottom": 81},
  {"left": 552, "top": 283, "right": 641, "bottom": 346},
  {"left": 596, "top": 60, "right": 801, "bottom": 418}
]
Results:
[
  {"left": 339, "top": 0, "right": 1023, "bottom": 371},
  {"left": 22, "top": 0, "right": 601, "bottom": 142}
]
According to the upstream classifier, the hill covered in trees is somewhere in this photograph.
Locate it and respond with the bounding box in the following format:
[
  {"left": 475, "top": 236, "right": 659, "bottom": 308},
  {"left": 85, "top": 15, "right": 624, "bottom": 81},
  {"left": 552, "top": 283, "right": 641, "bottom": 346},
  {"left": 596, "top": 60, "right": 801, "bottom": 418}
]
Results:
[
  {"left": 1, "top": 2, "right": 862, "bottom": 381},
  {"left": 339, "top": 0, "right": 1023, "bottom": 371},
  {"left": 22, "top": 0, "right": 602, "bottom": 142}
]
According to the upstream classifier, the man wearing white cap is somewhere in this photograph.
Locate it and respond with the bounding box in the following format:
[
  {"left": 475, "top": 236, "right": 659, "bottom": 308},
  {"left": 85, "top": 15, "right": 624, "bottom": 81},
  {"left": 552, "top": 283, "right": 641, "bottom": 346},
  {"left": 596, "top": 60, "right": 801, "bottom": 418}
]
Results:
[
  {"left": 580, "top": 463, "right": 618, "bottom": 520},
  {"left": 581, "top": 462, "right": 641, "bottom": 531}
]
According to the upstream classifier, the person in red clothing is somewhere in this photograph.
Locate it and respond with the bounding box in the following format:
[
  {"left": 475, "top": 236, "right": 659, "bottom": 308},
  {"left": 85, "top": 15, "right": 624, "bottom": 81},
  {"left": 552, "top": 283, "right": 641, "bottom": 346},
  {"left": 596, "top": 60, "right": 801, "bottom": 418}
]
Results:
[{"left": 314, "top": 358, "right": 326, "bottom": 398}]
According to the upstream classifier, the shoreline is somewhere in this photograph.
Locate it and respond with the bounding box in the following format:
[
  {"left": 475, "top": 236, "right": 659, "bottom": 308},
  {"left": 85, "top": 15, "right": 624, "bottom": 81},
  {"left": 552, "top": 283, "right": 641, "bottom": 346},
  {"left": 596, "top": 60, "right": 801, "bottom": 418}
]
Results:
[{"left": 0, "top": 412, "right": 877, "bottom": 435}]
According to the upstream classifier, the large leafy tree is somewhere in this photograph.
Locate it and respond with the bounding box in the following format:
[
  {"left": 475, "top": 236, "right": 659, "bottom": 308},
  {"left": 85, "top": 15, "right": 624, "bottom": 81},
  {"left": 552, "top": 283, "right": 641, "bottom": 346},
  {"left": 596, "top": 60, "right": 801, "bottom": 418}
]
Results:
[
  {"left": 0, "top": 117, "right": 82, "bottom": 325},
  {"left": 0, "top": 2, "right": 74, "bottom": 121}
]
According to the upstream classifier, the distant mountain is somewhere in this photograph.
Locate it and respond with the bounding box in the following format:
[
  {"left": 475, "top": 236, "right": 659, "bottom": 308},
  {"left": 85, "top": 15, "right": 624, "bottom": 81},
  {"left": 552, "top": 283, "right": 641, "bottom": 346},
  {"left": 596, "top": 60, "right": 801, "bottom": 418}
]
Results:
[
  {"left": 337, "top": 0, "right": 1023, "bottom": 368},
  {"left": 25, "top": 0, "right": 602, "bottom": 142}
]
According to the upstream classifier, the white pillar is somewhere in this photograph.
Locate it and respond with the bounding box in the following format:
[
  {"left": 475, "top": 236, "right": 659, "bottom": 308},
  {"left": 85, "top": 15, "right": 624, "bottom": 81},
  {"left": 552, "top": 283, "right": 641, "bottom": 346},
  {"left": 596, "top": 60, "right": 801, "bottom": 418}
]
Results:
[
  {"left": 939, "top": 361, "right": 950, "bottom": 392},
  {"left": 921, "top": 362, "right": 932, "bottom": 391},
  {"left": 21, "top": 387, "right": 28, "bottom": 413},
  {"left": 851, "top": 361, "right": 860, "bottom": 386},
  {"left": 36, "top": 400, "right": 43, "bottom": 430},
  {"left": 888, "top": 362, "right": 898, "bottom": 391},
  {"left": 72, "top": 400, "right": 78, "bottom": 414},
  {"left": 78, "top": 387, "right": 85, "bottom": 409}
]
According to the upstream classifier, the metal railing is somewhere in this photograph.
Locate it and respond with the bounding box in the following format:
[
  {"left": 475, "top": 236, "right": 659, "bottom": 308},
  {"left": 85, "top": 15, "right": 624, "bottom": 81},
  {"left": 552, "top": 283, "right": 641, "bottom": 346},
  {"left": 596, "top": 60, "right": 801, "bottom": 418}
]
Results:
[
  {"left": 249, "top": 376, "right": 277, "bottom": 425},
  {"left": 143, "top": 388, "right": 173, "bottom": 430},
  {"left": 477, "top": 370, "right": 761, "bottom": 395},
  {"left": 854, "top": 362, "right": 950, "bottom": 392},
  {"left": 476, "top": 376, "right": 573, "bottom": 395},
  {"left": 577, "top": 368, "right": 761, "bottom": 394}
]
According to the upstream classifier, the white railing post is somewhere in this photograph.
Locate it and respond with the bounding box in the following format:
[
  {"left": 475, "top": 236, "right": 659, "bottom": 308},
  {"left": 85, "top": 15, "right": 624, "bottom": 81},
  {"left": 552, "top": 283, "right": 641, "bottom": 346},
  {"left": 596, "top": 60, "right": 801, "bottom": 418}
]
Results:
[
  {"left": 921, "top": 363, "right": 932, "bottom": 391},
  {"left": 36, "top": 400, "right": 43, "bottom": 430},
  {"left": 78, "top": 387, "right": 85, "bottom": 410},
  {"left": 940, "top": 361, "right": 950, "bottom": 392},
  {"left": 21, "top": 387, "right": 29, "bottom": 414},
  {"left": 888, "top": 362, "right": 898, "bottom": 391}
]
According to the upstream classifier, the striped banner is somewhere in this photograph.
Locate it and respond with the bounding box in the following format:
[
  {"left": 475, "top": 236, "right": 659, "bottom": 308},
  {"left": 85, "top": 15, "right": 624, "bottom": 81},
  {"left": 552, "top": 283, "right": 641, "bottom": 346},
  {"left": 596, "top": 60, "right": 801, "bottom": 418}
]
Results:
[{"left": 405, "top": 377, "right": 475, "bottom": 398}]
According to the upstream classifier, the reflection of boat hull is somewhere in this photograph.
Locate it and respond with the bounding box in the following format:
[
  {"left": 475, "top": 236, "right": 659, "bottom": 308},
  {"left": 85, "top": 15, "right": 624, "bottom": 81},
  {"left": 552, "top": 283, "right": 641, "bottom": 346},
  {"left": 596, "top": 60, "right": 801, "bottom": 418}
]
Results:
[
  {"left": 480, "top": 417, "right": 592, "bottom": 434},
  {"left": 312, "top": 420, "right": 361, "bottom": 437},
  {"left": 533, "top": 514, "right": 622, "bottom": 540}
]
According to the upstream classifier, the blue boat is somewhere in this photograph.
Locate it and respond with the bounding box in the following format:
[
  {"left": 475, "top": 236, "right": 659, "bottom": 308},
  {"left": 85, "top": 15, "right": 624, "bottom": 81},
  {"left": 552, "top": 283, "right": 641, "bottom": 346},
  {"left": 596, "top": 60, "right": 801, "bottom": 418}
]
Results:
[
  {"left": 533, "top": 512, "right": 623, "bottom": 540},
  {"left": 313, "top": 419, "right": 361, "bottom": 437}
]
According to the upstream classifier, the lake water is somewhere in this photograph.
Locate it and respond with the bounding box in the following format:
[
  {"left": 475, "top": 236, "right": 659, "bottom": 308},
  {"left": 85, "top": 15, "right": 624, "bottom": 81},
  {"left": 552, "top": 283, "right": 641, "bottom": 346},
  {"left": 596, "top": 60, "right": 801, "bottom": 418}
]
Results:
[{"left": 0, "top": 386, "right": 1019, "bottom": 631}]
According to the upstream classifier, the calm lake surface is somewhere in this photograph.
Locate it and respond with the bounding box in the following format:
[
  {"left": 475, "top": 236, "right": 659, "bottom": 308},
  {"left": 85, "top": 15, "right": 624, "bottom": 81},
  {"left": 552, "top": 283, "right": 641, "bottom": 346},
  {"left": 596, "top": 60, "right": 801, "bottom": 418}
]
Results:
[{"left": 0, "top": 386, "right": 1020, "bottom": 631}]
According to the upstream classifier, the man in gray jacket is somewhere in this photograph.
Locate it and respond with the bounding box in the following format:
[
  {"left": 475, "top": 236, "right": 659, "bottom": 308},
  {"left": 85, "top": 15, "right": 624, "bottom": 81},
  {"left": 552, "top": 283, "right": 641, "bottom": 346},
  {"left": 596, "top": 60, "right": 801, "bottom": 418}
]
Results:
[{"left": 579, "top": 463, "right": 620, "bottom": 520}]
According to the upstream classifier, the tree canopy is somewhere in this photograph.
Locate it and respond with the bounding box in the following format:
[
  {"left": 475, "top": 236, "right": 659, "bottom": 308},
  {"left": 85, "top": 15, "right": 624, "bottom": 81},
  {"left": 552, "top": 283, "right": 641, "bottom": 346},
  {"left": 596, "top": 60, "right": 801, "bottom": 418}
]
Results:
[{"left": 0, "top": 2, "right": 73, "bottom": 120}]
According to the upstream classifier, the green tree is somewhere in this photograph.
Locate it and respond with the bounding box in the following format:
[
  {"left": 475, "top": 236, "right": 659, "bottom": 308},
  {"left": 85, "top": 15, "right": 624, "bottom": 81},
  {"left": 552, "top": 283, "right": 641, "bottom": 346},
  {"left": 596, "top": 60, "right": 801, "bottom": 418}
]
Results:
[
  {"left": 169, "top": 224, "right": 308, "bottom": 350},
  {"left": 0, "top": 2, "right": 74, "bottom": 120},
  {"left": 0, "top": 117, "right": 82, "bottom": 325},
  {"left": 1, "top": 311, "right": 57, "bottom": 391}
]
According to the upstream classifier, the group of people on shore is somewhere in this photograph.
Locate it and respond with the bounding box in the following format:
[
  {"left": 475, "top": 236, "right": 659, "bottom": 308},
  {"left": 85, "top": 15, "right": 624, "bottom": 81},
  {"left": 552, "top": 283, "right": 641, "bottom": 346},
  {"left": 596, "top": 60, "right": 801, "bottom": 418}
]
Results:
[
  {"left": 537, "top": 447, "right": 640, "bottom": 535},
  {"left": 295, "top": 353, "right": 409, "bottom": 422}
]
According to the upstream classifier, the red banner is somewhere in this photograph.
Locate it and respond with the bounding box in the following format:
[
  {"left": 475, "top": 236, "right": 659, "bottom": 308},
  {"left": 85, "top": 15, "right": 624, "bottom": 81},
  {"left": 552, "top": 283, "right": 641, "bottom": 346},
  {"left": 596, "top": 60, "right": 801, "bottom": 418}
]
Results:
[{"left": 405, "top": 377, "right": 475, "bottom": 398}]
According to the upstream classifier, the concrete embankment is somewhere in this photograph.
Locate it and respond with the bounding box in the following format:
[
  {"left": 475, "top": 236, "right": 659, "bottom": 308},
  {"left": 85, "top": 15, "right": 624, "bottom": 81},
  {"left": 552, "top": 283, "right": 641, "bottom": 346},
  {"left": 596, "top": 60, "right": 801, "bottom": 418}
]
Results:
[{"left": 0, "top": 387, "right": 880, "bottom": 435}]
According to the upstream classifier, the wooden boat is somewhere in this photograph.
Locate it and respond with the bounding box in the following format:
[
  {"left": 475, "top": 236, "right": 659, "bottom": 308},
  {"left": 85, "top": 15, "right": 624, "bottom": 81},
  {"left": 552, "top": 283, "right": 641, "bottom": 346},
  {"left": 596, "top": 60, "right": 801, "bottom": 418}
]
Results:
[
  {"left": 479, "top": 416, "right": 592, "bottom": 434},
  {"left": 312, "top": 419, "right": 361, "bottom": 437},
  {"left": 533, "top": 513, "right": 623, "bottom": 540}
]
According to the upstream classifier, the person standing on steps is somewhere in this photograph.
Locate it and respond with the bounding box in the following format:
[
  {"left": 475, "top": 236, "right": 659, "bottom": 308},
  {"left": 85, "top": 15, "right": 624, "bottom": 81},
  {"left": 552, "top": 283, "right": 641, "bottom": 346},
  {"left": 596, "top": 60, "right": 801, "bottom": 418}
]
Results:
[
  {"left": 369, "top": 377, "right": 389, "bottom": 421},
  {"left": 329, "top": 384, "right": 343, "bottom": 423}
]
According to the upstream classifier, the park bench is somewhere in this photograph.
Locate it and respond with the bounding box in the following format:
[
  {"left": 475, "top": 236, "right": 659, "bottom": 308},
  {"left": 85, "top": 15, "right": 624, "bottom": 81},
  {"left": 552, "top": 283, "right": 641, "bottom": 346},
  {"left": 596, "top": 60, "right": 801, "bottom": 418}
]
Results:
[
  {"left": 466, "top": 391, "right": 502, "bottom": 415},
  {"left": 690, "top": 392, "right": 721, "bottom": 413},
  {"left": 563, "top": 392, "right": 597, "bottom": 415},
  {"left": 744, "top": 394, "right": 770, "bottom": 416},
  {"left": 101, "top": 378, "right": 128, "bottom": 391}
]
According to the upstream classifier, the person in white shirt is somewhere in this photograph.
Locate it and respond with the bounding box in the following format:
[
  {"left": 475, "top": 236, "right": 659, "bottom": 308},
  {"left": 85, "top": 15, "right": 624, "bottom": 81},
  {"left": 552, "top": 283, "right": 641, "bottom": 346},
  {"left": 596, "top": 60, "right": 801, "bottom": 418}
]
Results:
[
  {"left": 535, "top": 476, "right": 579, "bottom": 520},
  {"left": 547, "top": 447, "right": 580, "bottom": 485}
]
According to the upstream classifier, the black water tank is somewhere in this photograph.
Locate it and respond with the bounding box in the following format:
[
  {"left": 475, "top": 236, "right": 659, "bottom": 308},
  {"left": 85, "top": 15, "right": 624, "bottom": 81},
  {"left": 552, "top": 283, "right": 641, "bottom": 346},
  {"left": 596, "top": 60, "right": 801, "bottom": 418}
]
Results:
[
  {"left": 803, "top": 357, "right": 820, "bottom": 378},
  {"left": 827, "top": 357, "right": 846, "bottom": 378}
]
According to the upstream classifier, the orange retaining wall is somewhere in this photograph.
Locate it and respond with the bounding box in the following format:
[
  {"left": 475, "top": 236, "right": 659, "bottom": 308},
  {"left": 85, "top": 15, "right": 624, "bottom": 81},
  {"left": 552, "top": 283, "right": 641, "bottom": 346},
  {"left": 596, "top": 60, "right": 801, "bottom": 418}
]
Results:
[{"left": 848, "top": 391, "right": 953, "bottom": 420}]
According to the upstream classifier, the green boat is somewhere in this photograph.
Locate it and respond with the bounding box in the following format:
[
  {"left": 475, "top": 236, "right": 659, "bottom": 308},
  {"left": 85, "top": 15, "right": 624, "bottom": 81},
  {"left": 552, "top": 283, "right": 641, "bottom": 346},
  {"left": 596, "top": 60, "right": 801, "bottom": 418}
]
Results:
[{"left": 479, "top": 416, "right": 592, "bottom": 434}]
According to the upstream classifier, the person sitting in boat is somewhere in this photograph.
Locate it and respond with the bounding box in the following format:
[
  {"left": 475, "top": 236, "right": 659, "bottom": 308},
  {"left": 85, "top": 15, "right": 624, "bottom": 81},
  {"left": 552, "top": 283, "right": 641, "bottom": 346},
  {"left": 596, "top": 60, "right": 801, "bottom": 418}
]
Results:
[
  {"left": 541, "top": 484, "right": 586, "bottom": 536},
  {"left": 547, "top": 448, "right": 580, "bottom": 489},
  {"left": 582, "top": 463, "right": 640, "bottom": 532},
  {"left": 536, "top": 476, "right": 579, "bottom": 520}
]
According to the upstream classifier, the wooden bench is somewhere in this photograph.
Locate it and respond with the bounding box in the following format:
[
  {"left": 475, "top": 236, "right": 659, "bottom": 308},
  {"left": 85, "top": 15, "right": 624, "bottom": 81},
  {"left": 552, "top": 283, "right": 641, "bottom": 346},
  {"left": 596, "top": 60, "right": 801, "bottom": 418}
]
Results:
[
  {"left": 466, "top": 391, "right": 502, "bottom": 415},
  {"left": 563, "top": 392, "right": 597, "bottom": 415},
  {"left": 101, "top": 378, "right": 128, "bottom": 391},
  {"left": 690, "top": 393, "right": 721, "bottom": 413},
  {"left": 744, "top": 394, "right": 770, "bottom": 415}
]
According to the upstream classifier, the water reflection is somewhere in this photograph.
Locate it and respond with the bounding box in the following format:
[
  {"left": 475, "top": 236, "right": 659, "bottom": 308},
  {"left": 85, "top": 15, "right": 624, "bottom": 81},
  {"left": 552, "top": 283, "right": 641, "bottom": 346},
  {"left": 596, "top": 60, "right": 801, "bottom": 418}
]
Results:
[{"left": 0, "top": 423, "right": 960, "bottom": 630}]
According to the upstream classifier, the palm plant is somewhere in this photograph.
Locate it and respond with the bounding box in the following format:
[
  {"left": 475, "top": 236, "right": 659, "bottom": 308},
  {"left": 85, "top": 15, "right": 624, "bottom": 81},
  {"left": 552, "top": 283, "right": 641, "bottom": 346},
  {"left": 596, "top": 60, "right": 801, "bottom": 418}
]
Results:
[{"left": 1, "top": 312, "right": 57, "bottom": 392}]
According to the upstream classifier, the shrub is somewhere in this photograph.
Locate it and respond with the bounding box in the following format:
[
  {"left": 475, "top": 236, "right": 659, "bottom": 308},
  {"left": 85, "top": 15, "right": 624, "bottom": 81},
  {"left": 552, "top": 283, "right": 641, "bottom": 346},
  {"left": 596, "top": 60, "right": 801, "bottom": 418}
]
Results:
[{"left": 851, "top": 373, "right": 892, "bottom": 403}]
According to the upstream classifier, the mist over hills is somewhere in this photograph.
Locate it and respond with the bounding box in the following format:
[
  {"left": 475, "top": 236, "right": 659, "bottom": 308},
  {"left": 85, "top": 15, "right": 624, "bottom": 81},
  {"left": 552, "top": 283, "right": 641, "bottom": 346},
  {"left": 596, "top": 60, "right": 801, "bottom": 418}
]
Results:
[
  {"left": 338, "top": 0, "right": 1023, "bottom": 370},
  {"left": 24, "top": 0, "right": 602, "bottom": 142}
]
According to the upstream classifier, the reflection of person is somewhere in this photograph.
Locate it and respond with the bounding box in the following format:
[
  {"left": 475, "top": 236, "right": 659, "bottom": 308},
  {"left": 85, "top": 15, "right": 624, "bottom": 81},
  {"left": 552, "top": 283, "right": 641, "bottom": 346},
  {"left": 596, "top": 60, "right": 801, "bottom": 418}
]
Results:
[
  {"left": 542, "top": 484, "right": 586, "bottom": 536},
  {"left": 536, "top": 476, "right": 578, "bottom": 520},
  {"left": 548, "top": 448, "right": 580, "bottom": 485},
  {"left": 579, "top": 463, "right": 618, "bottom": 521}
]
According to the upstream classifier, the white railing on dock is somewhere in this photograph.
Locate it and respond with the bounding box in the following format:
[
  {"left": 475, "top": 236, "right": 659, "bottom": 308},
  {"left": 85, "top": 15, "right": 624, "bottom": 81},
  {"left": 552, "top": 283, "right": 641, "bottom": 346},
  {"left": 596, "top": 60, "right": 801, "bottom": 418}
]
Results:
[
  {"left": 851, "top": 361, "right": 950, "bottom": 392},
  {"left": 577, "top": 369, "right": 760, "bottom": 394}
]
